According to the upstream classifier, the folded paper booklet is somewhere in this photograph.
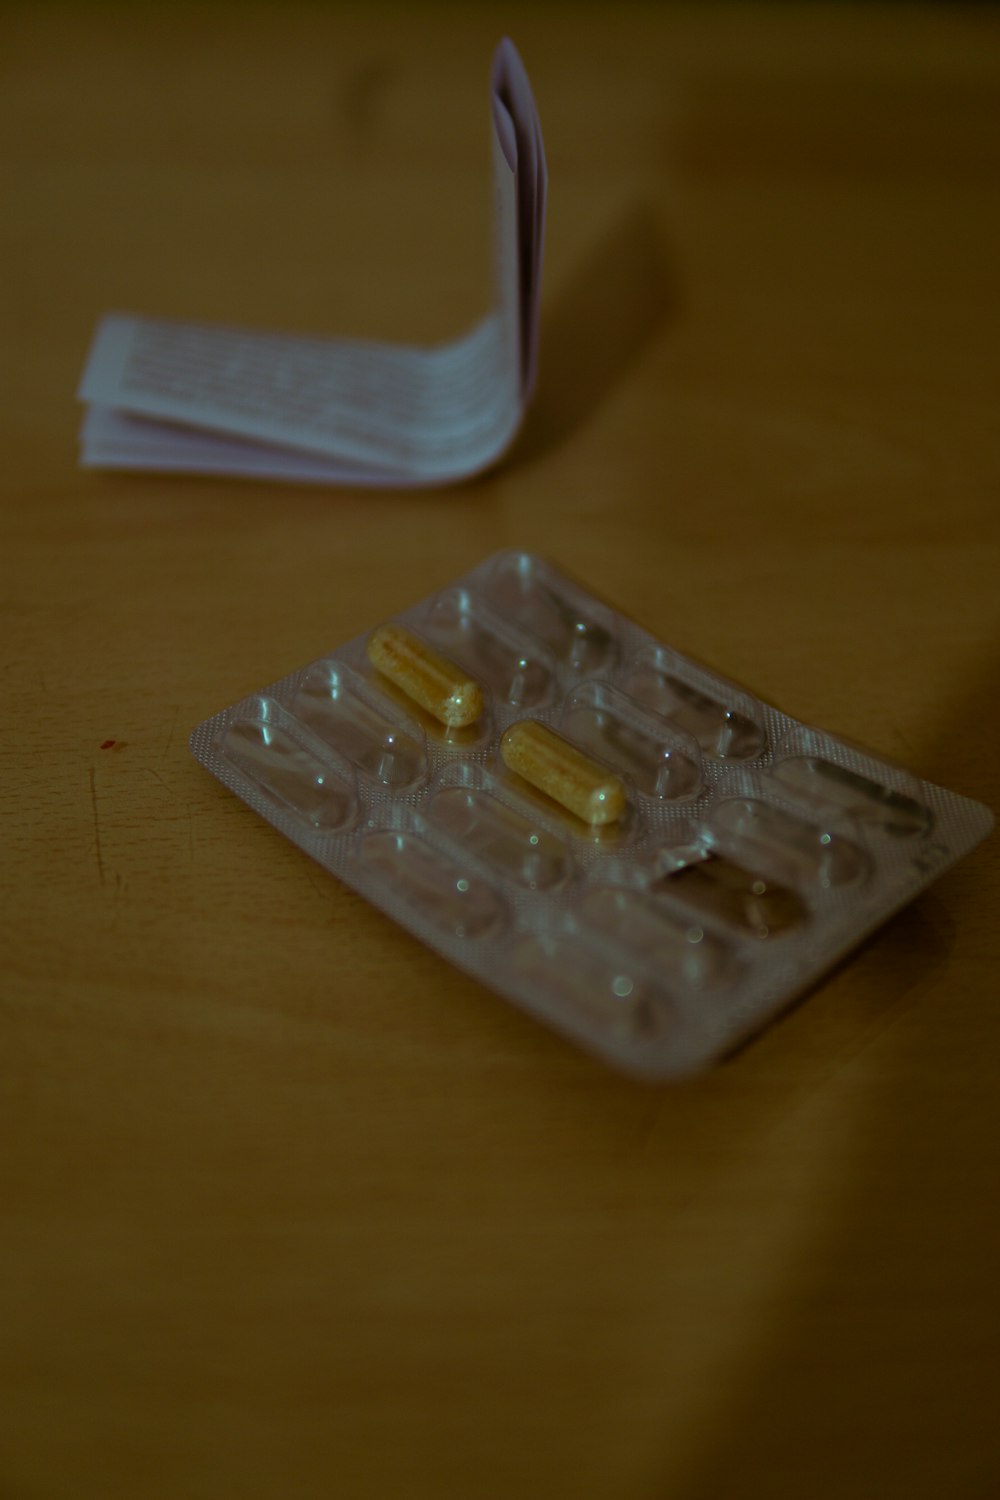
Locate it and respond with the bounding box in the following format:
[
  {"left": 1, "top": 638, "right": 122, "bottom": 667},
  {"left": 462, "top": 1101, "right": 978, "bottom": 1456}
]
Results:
[{"left": 76, "top": 40, "right": 546, "bottom": 486}]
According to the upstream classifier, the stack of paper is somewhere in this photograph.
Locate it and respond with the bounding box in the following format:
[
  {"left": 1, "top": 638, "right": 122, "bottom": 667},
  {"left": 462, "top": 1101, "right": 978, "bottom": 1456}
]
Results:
[{"left": 77, "top": 39, "right": 546, "bottom": 487}]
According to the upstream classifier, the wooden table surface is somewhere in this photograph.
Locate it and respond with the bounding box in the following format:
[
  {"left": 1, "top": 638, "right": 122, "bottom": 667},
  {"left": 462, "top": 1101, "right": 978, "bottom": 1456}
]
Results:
[{"left": 3, "top": 4, "right": 999, "bottom": 1497}]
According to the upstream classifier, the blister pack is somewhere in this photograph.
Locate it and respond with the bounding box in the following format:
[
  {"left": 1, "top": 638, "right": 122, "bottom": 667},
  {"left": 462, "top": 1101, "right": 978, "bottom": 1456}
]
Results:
[{"left": 190, "top": 551, "right": 993, "bottom": 1077}]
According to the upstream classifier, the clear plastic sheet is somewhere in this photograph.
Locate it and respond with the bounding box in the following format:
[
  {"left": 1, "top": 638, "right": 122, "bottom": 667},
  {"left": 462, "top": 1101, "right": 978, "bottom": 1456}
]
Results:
[{"left": 191, "top": 550, "right": 993, "bottom": 1077}]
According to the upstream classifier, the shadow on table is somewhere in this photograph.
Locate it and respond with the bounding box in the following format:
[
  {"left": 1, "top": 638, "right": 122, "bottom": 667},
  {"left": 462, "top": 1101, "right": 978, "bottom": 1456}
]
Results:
[
  {"left": 510, "top": 199, "right": 675, "bottom": 466},
  {"left": 657, "top": 653, "right": 1000, "bottom": 1500}
]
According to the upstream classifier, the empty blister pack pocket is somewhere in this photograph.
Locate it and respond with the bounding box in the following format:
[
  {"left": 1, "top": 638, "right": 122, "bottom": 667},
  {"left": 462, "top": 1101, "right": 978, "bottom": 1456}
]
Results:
[
  {"left": 192, "top": 550, "right": 993, "bottom": 1078},
  {"left": 359, "top": 811, "right": 508, "bottom": 942},
  {"left": 560, "top": 680, "right": 704, "bottom": 802},
  {"left": 293, "top": 660, "right": 427, "bottom": 789},
  {"left": 428, "top": 763, "right": 575, "bottom": 893},
  {"left": 219, "top": 698, "right": 358, "bottom": 833},
  {"left": 625, "top": 647, "right": 767, "bottom": 761}
]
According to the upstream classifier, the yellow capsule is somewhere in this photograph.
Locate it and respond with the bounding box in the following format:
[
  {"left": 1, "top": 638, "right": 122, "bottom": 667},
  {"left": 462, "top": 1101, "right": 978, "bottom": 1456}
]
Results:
[
  {"left": 367, "top": 623, "right": 484, "bottom": 729},
  {"left": 500, "top": 720, "right": 626, "bottom": 826}
]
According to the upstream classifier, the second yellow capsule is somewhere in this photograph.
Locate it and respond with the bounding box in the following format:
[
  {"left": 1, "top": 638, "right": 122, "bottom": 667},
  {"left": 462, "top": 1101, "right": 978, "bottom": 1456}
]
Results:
[{"left": 500, "top": 720, "right": 626, "bottom": 826}]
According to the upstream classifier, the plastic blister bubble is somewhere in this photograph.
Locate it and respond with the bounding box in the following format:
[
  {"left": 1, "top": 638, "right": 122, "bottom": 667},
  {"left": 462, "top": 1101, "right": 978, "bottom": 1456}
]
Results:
[
  {"left": 218, "top": 697, "right": 358, "bottom": 834},
  {"left": 625, "top": 646, "right": 767, "bottom": 761},
  {"left": 651, "top": 842, "right": 809, "bottom": 941},
  {"left": 359, "top": 813, "right": 507, "bottom": 943},
  {"left": 510, "top": 921, "right": 669, "bottom": 1046},
  {"left": 560, "top": 680, "right": 704, "bottom": 802},
  {"left": 577, "top": 882, "right": 739, "bottom": 989},
  {"left": 772, "top": 727, "right": 935, "bottom": 839},
  {"left": 428, "top": 763, "right": 574, "bottom": 893},
  {"left": 292, "top": 660, "right": 426, "bottom": 789},
  {"left": 424, "top": 588, "right": 556, "bottom": 711},
  {"left": 191, "top": 550, "right": 993, "bottom": 1077},
  {"left": 482, "top": 551, "right": 619, "bottom": 678}
]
